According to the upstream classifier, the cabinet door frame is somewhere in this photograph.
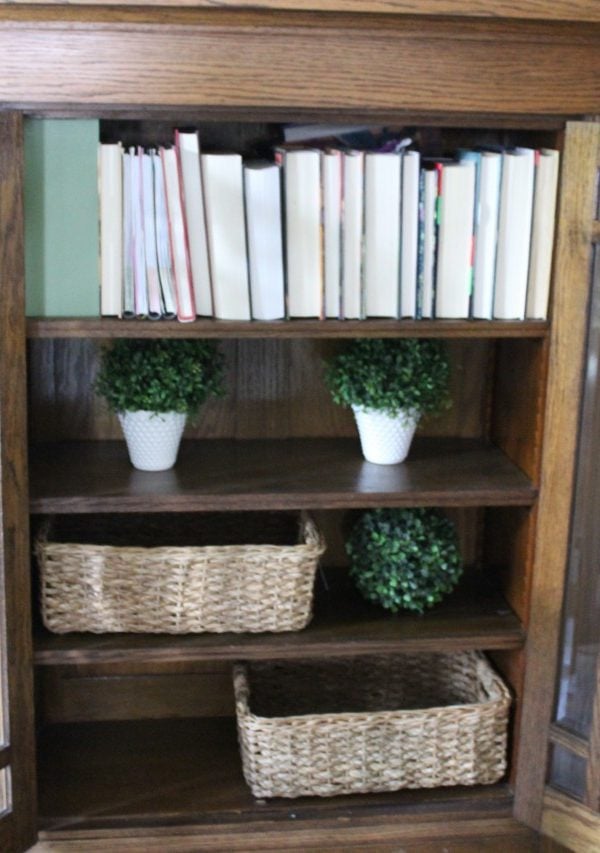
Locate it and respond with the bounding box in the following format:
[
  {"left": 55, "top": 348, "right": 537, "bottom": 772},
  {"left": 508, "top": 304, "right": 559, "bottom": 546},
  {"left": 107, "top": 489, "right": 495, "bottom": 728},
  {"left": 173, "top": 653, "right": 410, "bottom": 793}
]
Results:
[
  {"left": 0, "top": 110, "right": 37, "bottom": 853},
  {"left": 514, "top": 120, "right": 600, "bottom": 833}
]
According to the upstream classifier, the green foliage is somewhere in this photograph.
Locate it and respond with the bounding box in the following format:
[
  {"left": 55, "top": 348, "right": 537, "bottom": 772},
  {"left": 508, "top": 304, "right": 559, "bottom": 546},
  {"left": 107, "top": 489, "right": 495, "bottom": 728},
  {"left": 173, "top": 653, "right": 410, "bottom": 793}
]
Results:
[
  {"left": 95, "top": 338, "right": 225, "bottom": 416},
  {"left": 346, "top": 507, "right": 463, "bottom": 614},
  {"left": 325, "top": 338, "right": 450, "bottom": 418}
]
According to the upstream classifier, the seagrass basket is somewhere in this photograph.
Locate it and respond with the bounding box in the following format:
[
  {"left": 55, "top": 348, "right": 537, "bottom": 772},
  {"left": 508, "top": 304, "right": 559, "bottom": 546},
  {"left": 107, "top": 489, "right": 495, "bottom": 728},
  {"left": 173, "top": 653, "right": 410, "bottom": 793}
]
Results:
[
  {"left": 37, "top": 511, "right": 325, "bottom": 634},
  {"left": 234, "top": 651, "right": 510, "bottom": 798}
]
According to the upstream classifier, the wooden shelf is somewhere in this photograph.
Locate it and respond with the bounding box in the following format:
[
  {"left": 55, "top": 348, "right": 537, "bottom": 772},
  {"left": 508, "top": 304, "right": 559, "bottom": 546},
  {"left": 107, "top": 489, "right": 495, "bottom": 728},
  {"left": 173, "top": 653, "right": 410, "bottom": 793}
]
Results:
[
  {"left": 29, "top": 438, "right": 536, "bottom": 513},
  {"left": 27, "top": 317, "right": 549, "bottom": 339},
  {"left": 34, "top": 571, "right": 524, "bottom": 666},
  {"left": 37, "top": 716, "right": 514, "bottom": 834}
]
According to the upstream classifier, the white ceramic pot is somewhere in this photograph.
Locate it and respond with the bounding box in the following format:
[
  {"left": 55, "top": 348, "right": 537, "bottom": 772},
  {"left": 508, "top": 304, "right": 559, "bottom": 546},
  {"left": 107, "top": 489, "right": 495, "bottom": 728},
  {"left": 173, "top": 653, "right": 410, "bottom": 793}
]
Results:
[
  {"left": 351, "top": 406, "right": 419, "bottom": 465},
  {"left": 118, "top": 410, "right": 187, "bottom": 471}
]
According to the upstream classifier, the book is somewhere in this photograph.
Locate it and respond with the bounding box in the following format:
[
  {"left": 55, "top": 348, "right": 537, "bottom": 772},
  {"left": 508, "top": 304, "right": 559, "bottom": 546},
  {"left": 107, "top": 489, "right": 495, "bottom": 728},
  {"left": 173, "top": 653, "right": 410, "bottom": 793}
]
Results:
[
  {"left": 151, "top": 149, "right": 177, "bottom": 319},
  {"left": 420, "top": 166, "right": 438, "bottom": 319},
  {"left": 435, "top": 160, "right": 476, "bottom": 318},
  {"left": 284, "top": 149, "right": 323, "bottom": 318},
  {"left": 161, "top": 146, "right": 196, "bottom": 322},
  {"left": 121, "top": 147, "right": 136, "bottom": 318},
  {"left": 493, "top": 147, "right": 535, "bottom": 320},
  {"left": 526, "top": 148, "right": 560, "bottom": 320},
  {"left": 141, "top": 151, "right": 162, "bottom": 320},
  {"left": 98, "top": 142, "right": 123, "bottom": 317},
  {"left": 363, "top": 151, "right": 402, "bottom": 318},
  {"left": 400, "top": 150, "right": 420, "bottom": 318},
  {"left": 176, "top": 130, "right": 213, "bottom": 317},
  {"left": 132, "top": 147, "right": 148, "bottom": 319},
  {"left": 322, "top": 149, "right": 342, "bottom": 318},
  {"left": 24, "top": 118, "right": 100, "bottom": 317},
  {"left": 341, "top": 150, "right": 364, "bottom": 320},
  {"left": 201, "top": 152, "right": 251, "bottom": 321},
  {"left": 243, "top": 160, "right": 285, "bottom": 321}
]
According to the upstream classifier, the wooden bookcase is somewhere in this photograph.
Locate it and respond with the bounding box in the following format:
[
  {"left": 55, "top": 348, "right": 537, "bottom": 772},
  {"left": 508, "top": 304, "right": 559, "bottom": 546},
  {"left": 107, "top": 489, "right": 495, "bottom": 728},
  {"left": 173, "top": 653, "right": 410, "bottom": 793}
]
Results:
[{"left": 0, "top": 5, "right": 599, "bottom": 852}]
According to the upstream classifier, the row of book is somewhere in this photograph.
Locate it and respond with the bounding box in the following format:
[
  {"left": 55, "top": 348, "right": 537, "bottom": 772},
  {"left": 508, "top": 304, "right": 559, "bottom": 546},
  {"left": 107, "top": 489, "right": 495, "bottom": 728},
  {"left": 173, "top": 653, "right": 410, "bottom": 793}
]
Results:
[{"left": 98, "top": 131, "right": 560, "bottom": 323}]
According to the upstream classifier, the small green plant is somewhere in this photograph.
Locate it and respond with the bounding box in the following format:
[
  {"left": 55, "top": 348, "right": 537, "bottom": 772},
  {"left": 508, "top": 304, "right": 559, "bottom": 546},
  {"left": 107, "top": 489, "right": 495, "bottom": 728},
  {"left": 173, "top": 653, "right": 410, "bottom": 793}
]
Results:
[
  {"left": 95, "top": 338, "right": 225, "bottom": 416},
  {"left": 346, "top": 507, "right": 463, "bottom": 614},
  {"left": 325, "top": 338, "right": 450, "bottom": 418}
]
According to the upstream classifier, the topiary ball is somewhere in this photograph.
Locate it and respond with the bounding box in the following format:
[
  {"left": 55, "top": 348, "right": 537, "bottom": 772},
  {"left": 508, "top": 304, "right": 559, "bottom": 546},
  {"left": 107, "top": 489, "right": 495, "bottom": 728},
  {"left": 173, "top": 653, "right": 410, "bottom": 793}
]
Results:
[{"left": 346, "top": 507, "right": 463, "bottom": 614}]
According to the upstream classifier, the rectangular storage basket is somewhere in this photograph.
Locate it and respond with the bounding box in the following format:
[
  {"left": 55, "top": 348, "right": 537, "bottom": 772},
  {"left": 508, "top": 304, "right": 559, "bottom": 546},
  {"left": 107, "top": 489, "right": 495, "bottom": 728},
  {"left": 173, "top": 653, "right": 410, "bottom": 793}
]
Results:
[
  {"left": 234, "top": 651, "right": 510, "bottom": 798},
  {"left": 37, "top": 511, "right": 324, "bottom": 634}
]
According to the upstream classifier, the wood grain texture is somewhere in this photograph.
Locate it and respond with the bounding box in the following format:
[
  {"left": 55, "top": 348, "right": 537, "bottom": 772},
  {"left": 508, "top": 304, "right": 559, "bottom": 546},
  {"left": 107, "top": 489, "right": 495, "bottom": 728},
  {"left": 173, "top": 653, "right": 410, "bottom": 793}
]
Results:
[
  {"left": 33, "top": 571, "right": 524, "bottom": 666},
  {"left": 28, "top": 438, "right": 537, "bottom": 513},
  {"left": 0, "top": 112, "right": 37, "bottom": 853},
  {"left": 542, "top": 788, "right": 600, "bottom": 853},
  {"left": 4, "top": 0, "right": 600, "bottom": 24},
  {"left": 0, "top": 13, "right": 598, "bottom": 114},
  {"left": 26, "top": 318, "right": 550, "bottom": 338},
  {"left": 514, "top": 121, "right": 600, "bottom": 830}
]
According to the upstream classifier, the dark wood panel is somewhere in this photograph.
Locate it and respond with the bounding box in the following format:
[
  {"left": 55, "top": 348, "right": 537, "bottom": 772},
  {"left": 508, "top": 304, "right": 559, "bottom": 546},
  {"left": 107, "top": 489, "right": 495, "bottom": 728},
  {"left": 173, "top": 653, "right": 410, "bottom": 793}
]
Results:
[
  {"left": 33, "top": 570, "right": 524, "bottom": 666},
  {"left": 37, "top": 664, "right": 236, "bottom": 724},
  {"left": 27, "top": 318, "right": 550, "bottom": 339},
  {"left": 36, "top": 716, "right": 515, "bottom": 831},
  {"left": 28, "top": 438, "right": 536, "bottom": 513},
  {"left": 0, "top": 112, "right": 37, "bottom": 852},
  {"left": 0, "top": 13, "right": 599, "bottom": 114}
]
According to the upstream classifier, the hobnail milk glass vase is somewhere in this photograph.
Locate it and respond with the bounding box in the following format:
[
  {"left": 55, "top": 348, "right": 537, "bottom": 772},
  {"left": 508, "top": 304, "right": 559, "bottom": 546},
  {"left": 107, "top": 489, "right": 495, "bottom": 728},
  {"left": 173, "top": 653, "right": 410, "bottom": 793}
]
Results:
[
  {"left": 118, "top": 410, "right": 187, "bottom": 471},
  {"left": 351, "top": 406, "right": 419, "bottom": 465}
]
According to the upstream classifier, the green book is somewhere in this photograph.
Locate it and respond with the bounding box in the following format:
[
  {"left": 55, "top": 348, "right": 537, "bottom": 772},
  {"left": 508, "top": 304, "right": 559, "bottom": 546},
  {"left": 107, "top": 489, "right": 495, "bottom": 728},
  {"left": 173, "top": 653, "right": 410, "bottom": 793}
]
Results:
[{"left": 24, "top": 118, "right": 100, "bottom": 317}]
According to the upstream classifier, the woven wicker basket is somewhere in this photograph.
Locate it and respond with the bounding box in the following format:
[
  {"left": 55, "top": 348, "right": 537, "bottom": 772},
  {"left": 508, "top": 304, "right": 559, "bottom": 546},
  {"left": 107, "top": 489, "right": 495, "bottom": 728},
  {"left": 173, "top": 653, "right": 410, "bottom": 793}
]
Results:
[
  {"left": 234, "top": 651, "right": 510, "bottom": 798},
  {"left": 37, "top": 512, "right": 325, "bottom": 634}
]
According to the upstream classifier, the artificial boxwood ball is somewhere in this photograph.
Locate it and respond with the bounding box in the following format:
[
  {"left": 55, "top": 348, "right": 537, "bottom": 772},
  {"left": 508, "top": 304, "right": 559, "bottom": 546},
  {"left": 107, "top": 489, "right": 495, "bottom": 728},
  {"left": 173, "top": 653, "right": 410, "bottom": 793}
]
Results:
[{"left": 346, "top": 507, "right": 463, "bottom": 614}]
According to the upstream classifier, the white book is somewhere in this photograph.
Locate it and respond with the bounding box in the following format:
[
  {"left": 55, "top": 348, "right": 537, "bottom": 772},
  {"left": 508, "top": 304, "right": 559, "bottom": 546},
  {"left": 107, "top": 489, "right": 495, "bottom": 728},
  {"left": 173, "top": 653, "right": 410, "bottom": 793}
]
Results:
[
  {"left": 151, "top": 150, "right": 177, "bottom": 319},
  {"left": 244, "top": 160, "right": 285, "bottom": 321},
  {"left": 141, "top": 152, "right": 162, "bottom": 320},
  {"left": 201, "top": 152, "right": 251, "bottom": 321},
  {"left": 494, "top": 148, "right": 535, "bottom": 320},
  {"left": 98, "top": 142, "right": 123, "bottom": 317},
  {"left": 400, "top": 150, "right": 420, "bottom": 318},
  {"left": 132, "top": 148, "right": 148, "bottom": 319},
  {"left": 526, "top": 148, "right": 560, "bottom": 320},
  {"left": 161, "top": 146, "right": 196, "bottom": 322},
  {"left": 421, "top": 167, "right": 437, "bottom": 319},
  {"left": 435, "top": 160, "right": 476, "bottom": 318},
  {"left": 121, "top": 148, "right": 135, "bottom": 318},
  {"left": 474, "top": 152, "right": 502, "bottom": 320},
  {"left": 284, "top": 149, "right": 323, "bottom": 318},
  {"left": 322, "top": 150, "right": 342, "bottom": 318},
  {"left": 176, "top": 130, "right": 213, "bottom": 317},
  {"left": 341, "top": 150, "right": 364, "bottom": 320},
  {"left": 363, "top": 151, "right": 402, "bottom": 317}
]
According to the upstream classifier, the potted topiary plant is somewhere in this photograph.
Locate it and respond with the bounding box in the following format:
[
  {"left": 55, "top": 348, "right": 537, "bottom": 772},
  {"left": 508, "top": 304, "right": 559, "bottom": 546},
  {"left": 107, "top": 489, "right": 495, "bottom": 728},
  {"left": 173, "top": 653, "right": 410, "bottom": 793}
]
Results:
[
  {"left": 95, "top": 338, "right": 225, "bottom": 471},
  {"left": 345, "top": 507, "right": 463, "bottom": 614},
  {"left": 324, "top": 338, "right": 450, "bottom": 464}
]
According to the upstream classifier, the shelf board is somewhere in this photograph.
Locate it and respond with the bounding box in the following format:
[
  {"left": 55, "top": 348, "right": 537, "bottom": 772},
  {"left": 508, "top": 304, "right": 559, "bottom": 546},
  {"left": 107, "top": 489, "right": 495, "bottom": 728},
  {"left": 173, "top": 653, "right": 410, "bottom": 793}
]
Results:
[
  {"left": 37, "top": 716, "right": 514, "bottom": 834},
  {"left": 34, "top": 570, "right": 524, "bottom": 666},
  {"left": 29, "top": 437, "right": 536, "bottom": 513},
  {"left": 26, "top": 317, "right": 549, "bottom": 339}
]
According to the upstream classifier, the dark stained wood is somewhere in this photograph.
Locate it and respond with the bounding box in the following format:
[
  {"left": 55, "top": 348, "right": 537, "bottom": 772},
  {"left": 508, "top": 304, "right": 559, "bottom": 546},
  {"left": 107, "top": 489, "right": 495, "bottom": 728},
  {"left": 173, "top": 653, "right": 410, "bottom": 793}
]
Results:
[
  {"left": 36, "top": 716, "right": 515, "bottom": 832},
  {"left": 0, "top": 112, "right": 37, "bottom": 853},
  {"left": 515, "top": 121, "right": 600, "bottom": 830},
  {"left": 483, "top": 507, "right": 537, "bottom": 624},
  {"left": 37, "top": 663, "right": 236, "bottom": 724},
  {"left": 0, "top": 12, "right": 598, "bottom": 115},
  {"left": 33, "top": 570, "right": 524, "bottom": 666},
  {"left": 28, "top": 438, "right": 536, "bottom": 513},
  {"left": 5, "top": 0, "right": 600, "bottom": 24},
  {"left": 27, "top": 318, "right": 550, "bottom": 339}
]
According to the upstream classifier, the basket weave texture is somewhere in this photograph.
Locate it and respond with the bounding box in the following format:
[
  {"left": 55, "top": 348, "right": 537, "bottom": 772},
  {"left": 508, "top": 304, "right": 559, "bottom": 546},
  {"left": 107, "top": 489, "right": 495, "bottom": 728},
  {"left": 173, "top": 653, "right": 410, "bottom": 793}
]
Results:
[
  {"left": 37, "top": 512, "right": 324, "bottom": 634},
  {"left": 234, "top": 651, "right": 510, "bottom": 798}
]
